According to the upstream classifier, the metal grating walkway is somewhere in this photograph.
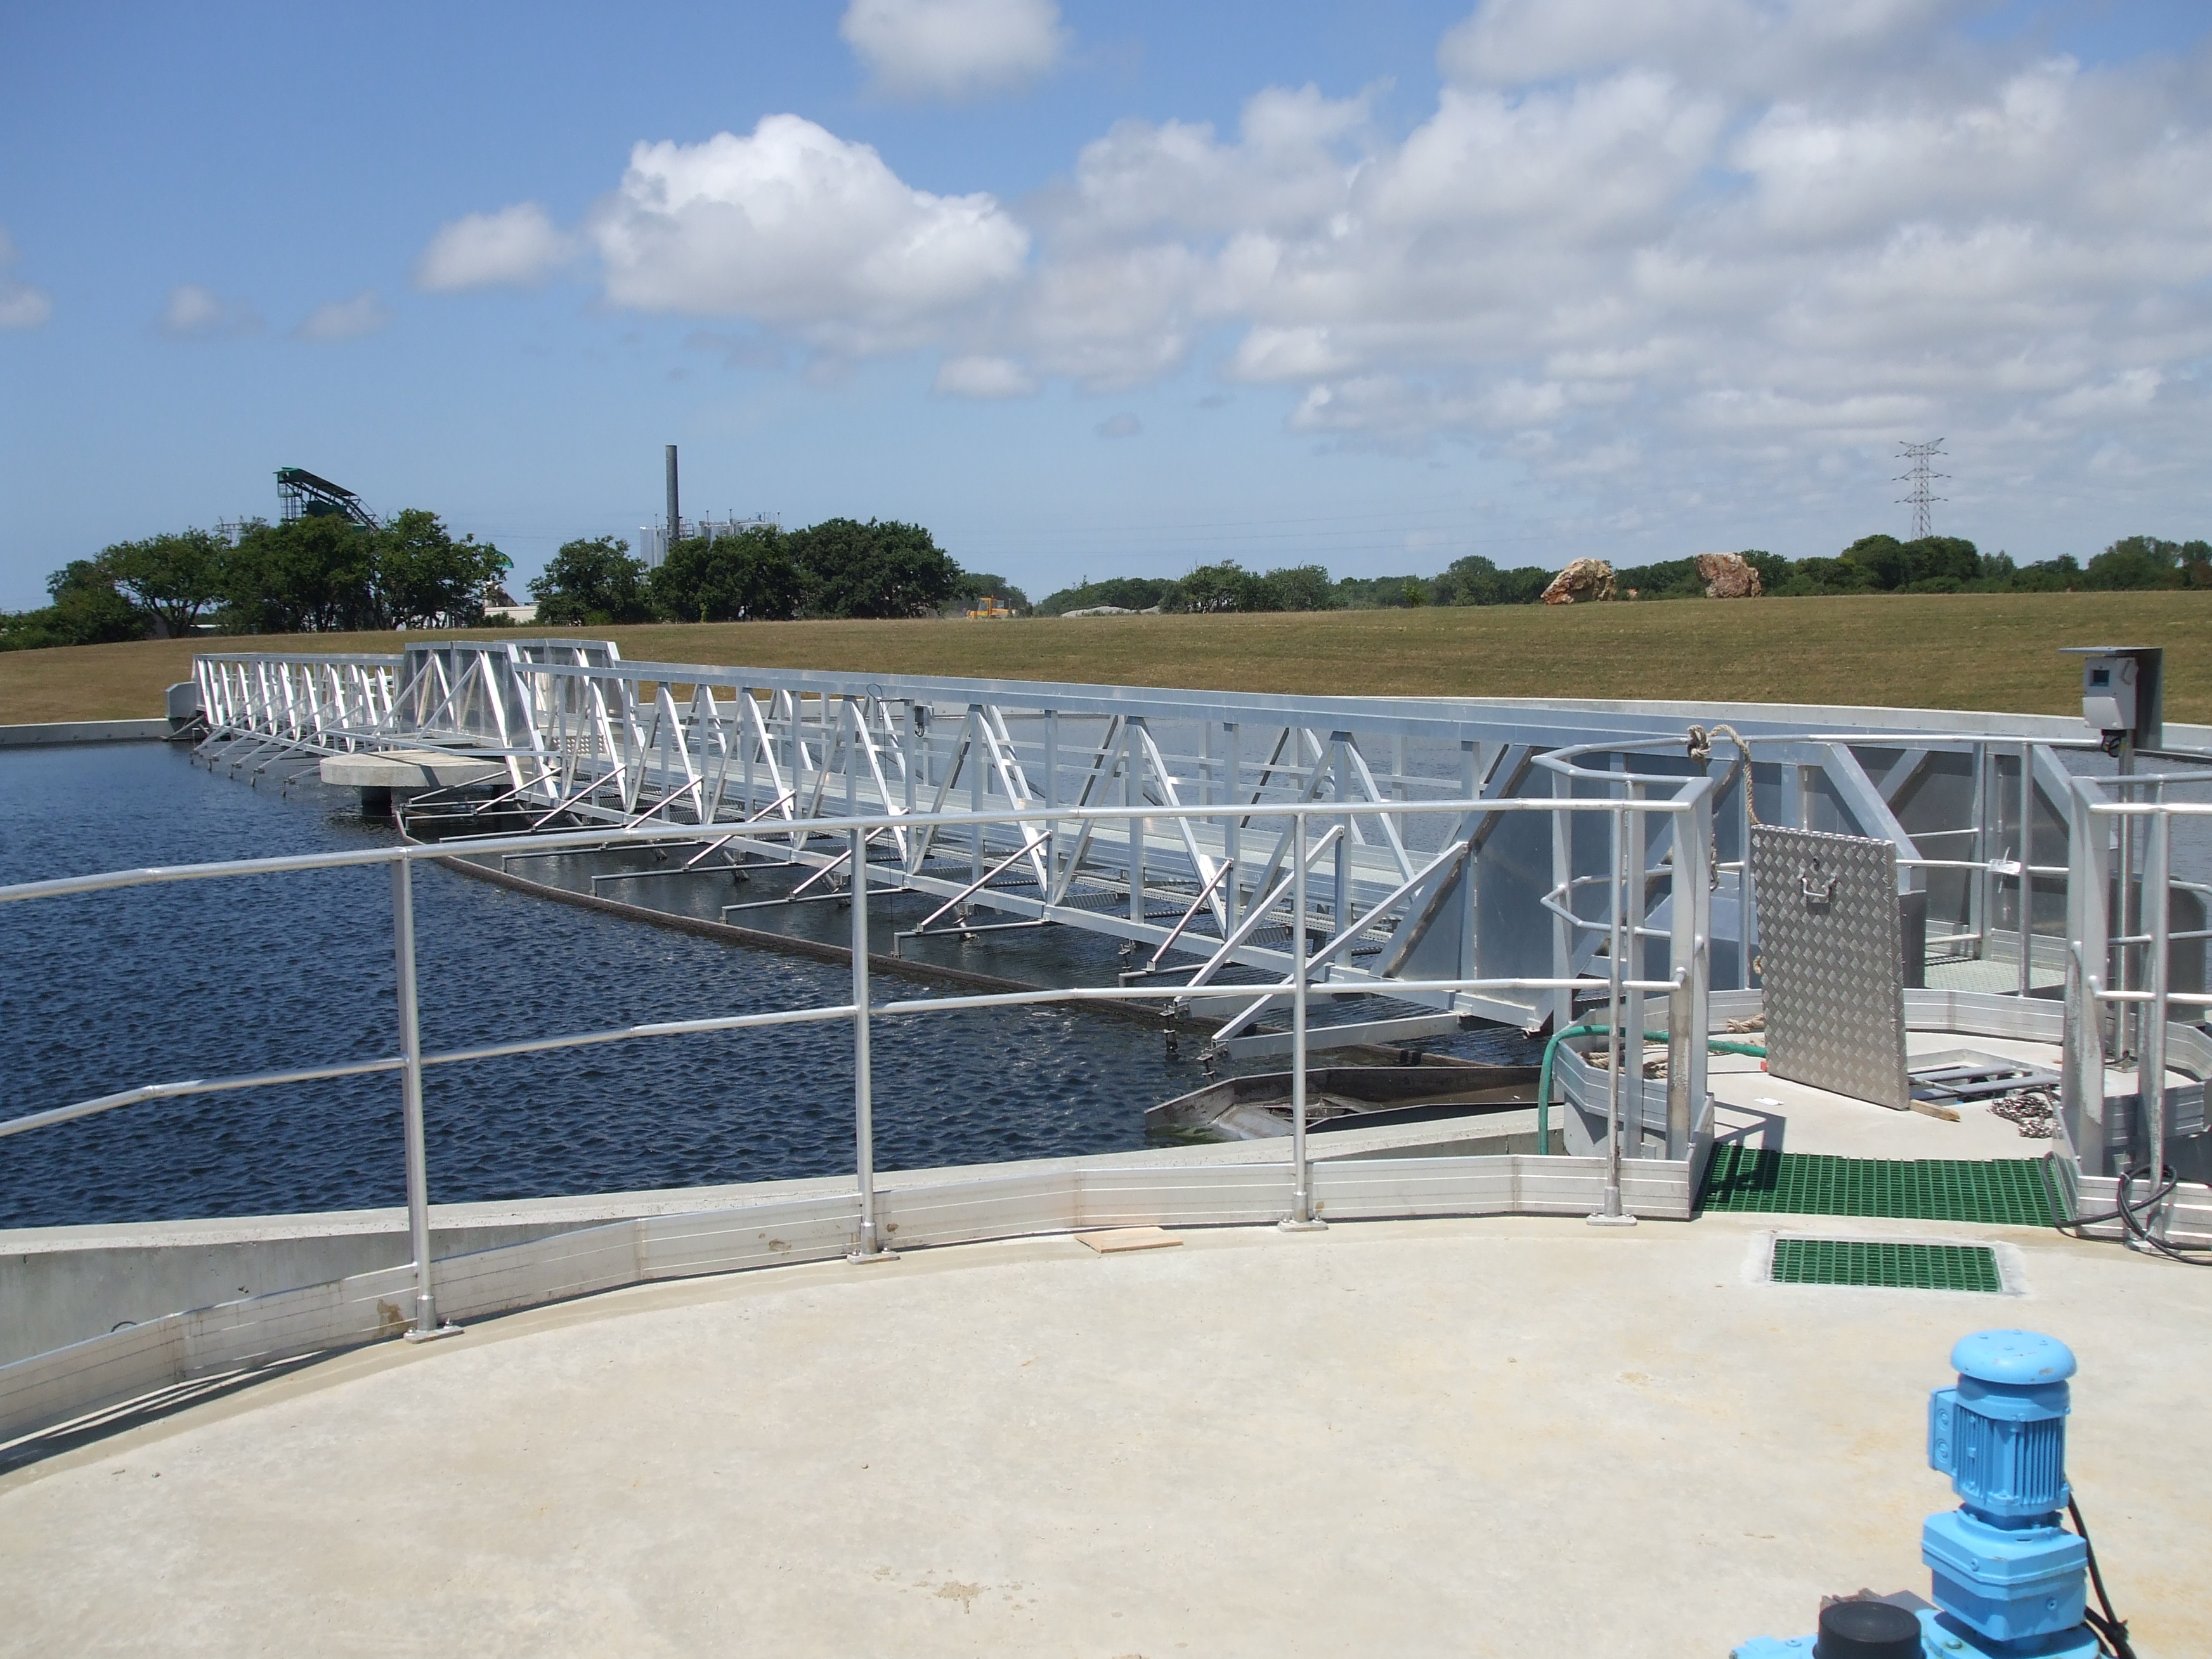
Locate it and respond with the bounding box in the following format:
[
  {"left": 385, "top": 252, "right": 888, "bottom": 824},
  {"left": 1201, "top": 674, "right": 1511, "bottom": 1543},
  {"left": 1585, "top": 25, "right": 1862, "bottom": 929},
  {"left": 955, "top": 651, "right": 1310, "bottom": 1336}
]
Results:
[
  {"left": 1769, "top": 1238, "right": 2002, "bottom": 1293},
  {"left": 1699, "top": 1145, "right": 2059, "bottom": 1226}
]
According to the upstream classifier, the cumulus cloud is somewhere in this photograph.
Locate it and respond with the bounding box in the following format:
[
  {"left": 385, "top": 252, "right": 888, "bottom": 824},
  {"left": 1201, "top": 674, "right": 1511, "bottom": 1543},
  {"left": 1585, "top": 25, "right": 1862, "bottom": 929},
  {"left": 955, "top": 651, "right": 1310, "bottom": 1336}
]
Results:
[
  {"left": 0, "top": 227, "right": 53, "bottom": 330},
  {"left": 1228, "top": 325, "right": 1359, "bottom": 382},
  {"left": 588, "top": 115, "right": 1028, "bottom": 355},
  {"left": 842, "top": 0, "right": 1066, "bottom": 100},
  {"left": 941, "top": 10, "right": 2212, "bottom": 531},
  {"left": 159, "top": 283, "right": 259, "bottom": 338},
  {"left": 1438, "top": 0, "right": 1957, "bottom": 98},
  {"left": 415, "top": 202, "right": 576, "bottom": 290},
  {"left": 935, "top": 353, "right": 1036, "bottom": 397},
  {"left": 295, "top": 290, "right": 393, "bottom": 341},
  {"left": 424, "top": 10, "right": 2212, "bottom": 537}
]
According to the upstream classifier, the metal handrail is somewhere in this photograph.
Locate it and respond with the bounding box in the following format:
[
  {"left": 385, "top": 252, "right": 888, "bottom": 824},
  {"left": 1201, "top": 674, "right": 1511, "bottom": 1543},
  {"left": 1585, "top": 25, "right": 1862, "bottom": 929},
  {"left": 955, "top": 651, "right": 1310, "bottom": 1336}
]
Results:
[
  {"left": 1, "top": 788, "right": 1715, "bottom": 1334},
  {"left": 2060, "top": 775, "right": 2212, "bottom": 1211}
]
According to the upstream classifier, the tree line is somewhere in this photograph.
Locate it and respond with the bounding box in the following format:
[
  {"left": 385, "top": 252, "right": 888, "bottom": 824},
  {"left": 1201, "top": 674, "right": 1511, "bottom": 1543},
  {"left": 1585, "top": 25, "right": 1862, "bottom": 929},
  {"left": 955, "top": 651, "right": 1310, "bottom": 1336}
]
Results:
[
  {"left": 528, "top": 519, "right": 1025, "bottom": 625},
  {"left": 10, "top": 519, "right": 2204, "bottom": 651},
  {"left": 1, "top": 512, "right": 511, "bottom": 650},
  {"left": 1032, "top": 533, "right": 2212, "bottom": 616},
  {"left": 0, "top": 511, "right": 1034, "bottom": 649}
]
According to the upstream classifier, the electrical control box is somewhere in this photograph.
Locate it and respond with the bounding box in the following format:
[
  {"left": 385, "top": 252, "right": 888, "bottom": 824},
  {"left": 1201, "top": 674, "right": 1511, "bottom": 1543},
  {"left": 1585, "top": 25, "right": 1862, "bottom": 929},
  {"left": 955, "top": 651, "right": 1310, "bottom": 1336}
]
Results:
[
  {"left": 2062, "top": 645, "right": 2163, "bottom": 751},
  {"left": 2080, "top": 655, "right": 2136, "bottom": 735}
]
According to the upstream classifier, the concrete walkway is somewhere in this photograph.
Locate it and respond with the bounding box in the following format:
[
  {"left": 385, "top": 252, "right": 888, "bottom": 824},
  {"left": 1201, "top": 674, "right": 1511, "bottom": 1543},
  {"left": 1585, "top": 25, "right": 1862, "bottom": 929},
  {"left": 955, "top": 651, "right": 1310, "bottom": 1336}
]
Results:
[{"left": 2, "top": 1211, "right": 2205, "bottom": 1656}]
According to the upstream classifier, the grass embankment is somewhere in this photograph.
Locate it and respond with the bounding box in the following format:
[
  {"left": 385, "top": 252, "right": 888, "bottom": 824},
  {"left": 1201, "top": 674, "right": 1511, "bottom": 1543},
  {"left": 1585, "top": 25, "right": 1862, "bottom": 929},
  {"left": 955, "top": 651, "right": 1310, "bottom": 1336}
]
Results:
[{"left": 2, "top": 592, "right": 2206, "bottom": 725}]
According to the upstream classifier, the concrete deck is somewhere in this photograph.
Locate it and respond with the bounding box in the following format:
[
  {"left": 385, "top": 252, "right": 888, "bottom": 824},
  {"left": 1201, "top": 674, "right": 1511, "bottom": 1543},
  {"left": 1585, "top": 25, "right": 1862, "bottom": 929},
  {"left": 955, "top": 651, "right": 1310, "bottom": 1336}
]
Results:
[
  {"left": 318, "top": 748, "right": 505, "bottom": 789},
  {"left": 3, "top": 1210, "right": 2204, "bottom": 1656}
]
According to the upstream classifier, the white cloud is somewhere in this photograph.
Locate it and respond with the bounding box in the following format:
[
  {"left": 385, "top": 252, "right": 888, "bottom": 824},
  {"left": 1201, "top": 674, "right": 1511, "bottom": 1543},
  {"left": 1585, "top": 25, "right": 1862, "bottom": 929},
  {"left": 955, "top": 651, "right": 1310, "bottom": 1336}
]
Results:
[
  {"left": 934, "top": 353, "right": 1036, "bottom": 397},
  {"left": 295, "top": 290, "right": 393, "bottom": 341},
  {"left": 415, "top": 202, "right": 576, "bottom": 290},
  {"left": 589, "top": 115, "right": 1029, "bottom": 355},
  {"left": 842, "top": 0, "right": 1066, "bottom": 100},
  {"left": 2045, "top": 369, "right": 2163, "bottom": 422},
  {"left": 1439, "top": 0, "right": 1958, "bottom": 96},
  {"left": 1096, "top": 412, "right": 1142, "bottom": 438},
  {"left": 0, "top": 226, "right": 52, "bottom": 330},
  {"left": 422, "top": 10, "right": 2212, "bottom": 542},
  {"left": 1228, "top": 325, "right": 1358, "bottom": 382},
  {"left": 942, "top": 10, "right": 2212, "bottom": 530},
  {"left": 159, "top": 283, "right": 259, "bottom": 338},
  {"left": 0, "top": 285, "right": 49, "bottom": 330}
]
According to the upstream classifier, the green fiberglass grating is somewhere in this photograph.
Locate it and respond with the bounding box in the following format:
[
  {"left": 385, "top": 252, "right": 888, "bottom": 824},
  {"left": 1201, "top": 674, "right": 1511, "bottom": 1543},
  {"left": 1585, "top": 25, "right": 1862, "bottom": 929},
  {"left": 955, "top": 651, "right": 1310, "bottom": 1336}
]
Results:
[
  {"left": 1698, "top": 1144, "right": 2059, "bottom": 1226},
  {"left": 1769, "top": 1237, "right": 2003, "bottom": 1293}
]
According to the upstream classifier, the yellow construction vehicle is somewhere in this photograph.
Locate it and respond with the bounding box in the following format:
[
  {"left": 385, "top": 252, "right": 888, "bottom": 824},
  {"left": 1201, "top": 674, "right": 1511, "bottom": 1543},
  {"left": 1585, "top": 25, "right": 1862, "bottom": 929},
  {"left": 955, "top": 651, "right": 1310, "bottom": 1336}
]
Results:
[{"left": 965, "top": 595, "right": 1014, "bottom": 619}]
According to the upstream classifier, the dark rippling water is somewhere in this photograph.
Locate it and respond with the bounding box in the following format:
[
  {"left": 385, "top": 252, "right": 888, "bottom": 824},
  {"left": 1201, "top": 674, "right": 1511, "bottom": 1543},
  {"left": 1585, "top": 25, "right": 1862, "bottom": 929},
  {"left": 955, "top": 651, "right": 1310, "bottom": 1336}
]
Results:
[
  {"left": 0, "top": 745, "right": 1213, "bottom": 1227},
  {"left": 1, "top": 743, "right": 1537, "bottom": 1229}
]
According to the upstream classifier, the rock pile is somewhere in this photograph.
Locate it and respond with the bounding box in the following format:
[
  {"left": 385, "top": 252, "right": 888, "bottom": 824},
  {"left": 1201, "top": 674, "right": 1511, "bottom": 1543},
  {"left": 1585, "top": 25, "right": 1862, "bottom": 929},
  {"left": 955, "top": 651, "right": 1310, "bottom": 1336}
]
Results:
[
  {"left": 1694, "top": 552, "right": 1763, "bottom": 598},
  {"left": 1540, "top": 559, "right": 1617, "bottom": 604}
]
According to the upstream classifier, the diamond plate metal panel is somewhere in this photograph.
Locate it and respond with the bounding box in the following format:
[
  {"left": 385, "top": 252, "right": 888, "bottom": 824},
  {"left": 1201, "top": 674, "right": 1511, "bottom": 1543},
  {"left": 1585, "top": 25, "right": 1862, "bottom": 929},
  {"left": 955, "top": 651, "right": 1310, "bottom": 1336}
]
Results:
[{"left": 1751, "top": 826, "right": 1910, "bottom": 1110}]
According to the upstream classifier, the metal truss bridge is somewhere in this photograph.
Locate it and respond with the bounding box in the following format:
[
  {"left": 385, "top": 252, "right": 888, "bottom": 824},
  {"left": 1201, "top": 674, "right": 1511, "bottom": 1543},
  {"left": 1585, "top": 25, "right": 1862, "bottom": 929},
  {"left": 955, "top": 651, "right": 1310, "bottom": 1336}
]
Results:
[{"left": 192, "top": 637, "right": 2206, "bottom": 1112}]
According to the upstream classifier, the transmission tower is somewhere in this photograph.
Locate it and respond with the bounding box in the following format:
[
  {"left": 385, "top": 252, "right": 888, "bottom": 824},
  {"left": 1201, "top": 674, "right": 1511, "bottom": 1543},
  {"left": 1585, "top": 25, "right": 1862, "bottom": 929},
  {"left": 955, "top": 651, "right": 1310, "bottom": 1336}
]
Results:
[{"left": 1894, "top": 440, "right": 1948, "bottom": 540}]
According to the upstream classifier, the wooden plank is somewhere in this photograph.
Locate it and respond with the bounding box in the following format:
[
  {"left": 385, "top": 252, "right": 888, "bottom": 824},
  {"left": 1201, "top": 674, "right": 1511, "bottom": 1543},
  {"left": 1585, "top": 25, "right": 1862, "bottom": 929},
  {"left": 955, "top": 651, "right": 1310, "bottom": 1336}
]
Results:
[{"left": 1076, "top": 1227, "right": 1182, "bottom": 1254}]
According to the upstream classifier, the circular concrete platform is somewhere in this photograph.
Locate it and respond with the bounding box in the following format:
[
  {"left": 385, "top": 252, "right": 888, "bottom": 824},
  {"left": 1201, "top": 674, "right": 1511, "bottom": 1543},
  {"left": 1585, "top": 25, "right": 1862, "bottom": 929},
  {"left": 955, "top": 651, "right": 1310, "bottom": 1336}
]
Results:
[{"left": 2, "top": 1213, "right": 2204, "bottom": 1656}]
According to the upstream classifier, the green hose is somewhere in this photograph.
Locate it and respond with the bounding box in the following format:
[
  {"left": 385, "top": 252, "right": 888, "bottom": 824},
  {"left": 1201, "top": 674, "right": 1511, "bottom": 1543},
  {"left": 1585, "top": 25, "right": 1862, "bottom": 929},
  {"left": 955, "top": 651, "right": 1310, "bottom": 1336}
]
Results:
[{"left": 1536, "top": 1024, "right": 1767, "bottom": 1154}]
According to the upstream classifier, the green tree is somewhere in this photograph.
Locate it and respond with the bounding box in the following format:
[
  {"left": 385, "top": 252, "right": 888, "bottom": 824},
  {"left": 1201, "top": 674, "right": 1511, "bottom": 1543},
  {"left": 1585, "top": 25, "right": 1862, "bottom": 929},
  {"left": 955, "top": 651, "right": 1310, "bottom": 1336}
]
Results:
[
  {"left": 1253, "top": 564, "right": 1338, "bottom": 611},
  {"left": 38, "top": 559, "right": 145, "bottom": 644},
  {"left": 1611, "top": 558, "right": 1704, "bottom": 599},
  {"left": 1178, "top": 561, "right": 1264, "bottom": 613},
  {"left": 220, "top": 515, "right": 379, "bottom": 632},
  {"left": 104, "top": 529, "right": 225, "bottom": 636},
  {"left": 375, "top": 509, "right": 509, "bottom": 628},
  {"left": 787, "top": 518, "right": 960, "bottom": 619},
  {"left": 2008, "top": 555, "right": 2081, "bottom": 592},
  {"left": 1821, "top": 533, "right": 1982, "bottom": 592},
  {"left": 529, "top": 537, "right": 653, "bottom": 625},
  {"left": 1741, "top": 550, "right": 1793, "bottom": 592},
  {"left": 2083, "top": 535, "right": 2212, "bottom": 590},
  {"left": 648, "top": 528, "right": 801, "bottom": 621},
  {"left": 1431, "top": 556, "right": 1552, "bottom": 606},
  {"left": 0, "top": 610, "right": 68, "bottom": 651},
  {"left": 1331, "top": 574, "right": 1428, "bottom": 608},
  {"left": 1836, "top": 534, "right": 1908, "bottom": 589}
]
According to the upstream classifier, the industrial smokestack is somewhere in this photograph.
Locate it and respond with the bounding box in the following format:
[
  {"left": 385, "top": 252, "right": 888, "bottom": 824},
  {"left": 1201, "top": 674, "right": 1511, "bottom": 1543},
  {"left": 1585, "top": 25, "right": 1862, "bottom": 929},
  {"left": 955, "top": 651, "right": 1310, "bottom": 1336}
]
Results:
[{"left": 665, "top": 445, "right": 680, "bottom": 545}]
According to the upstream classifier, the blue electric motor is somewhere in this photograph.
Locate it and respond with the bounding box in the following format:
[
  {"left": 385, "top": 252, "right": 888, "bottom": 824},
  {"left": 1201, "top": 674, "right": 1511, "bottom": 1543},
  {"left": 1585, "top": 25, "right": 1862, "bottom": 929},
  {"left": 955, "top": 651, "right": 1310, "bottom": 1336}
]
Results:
[
  {"left": 1920, "top": 1330, "right": 2095, "bottom": 1657},
  {"left": 1733, "top": 1330, "right": 2098, "bottom": 1659}
]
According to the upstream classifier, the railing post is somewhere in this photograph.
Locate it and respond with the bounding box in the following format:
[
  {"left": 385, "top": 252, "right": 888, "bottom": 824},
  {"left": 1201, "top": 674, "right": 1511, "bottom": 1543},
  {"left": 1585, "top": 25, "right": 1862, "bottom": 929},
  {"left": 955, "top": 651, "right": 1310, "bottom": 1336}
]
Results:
[
  {"left": 1280, "top": 812, "right": 1324, "bottom": 1230},
  {"left": 849, "top": 824, "right": 885, "bottom": 1259},
  {"left": 2135, "top": 800, "right": 2171, "bottom": 1242},
  {"left": 1549, "top": 758, "right": 1576, "bottom": 1036},
  {"left": 1622, "top": 783, "right": 1648, "bottom": 1154},
  {"left": 2116, "top": 743, "right": 2138, "bottom": 1059},
  {"left": 1223, "top": 722, "right": 1242, "bottom": 930},
  {"left": 2018, "top": 740, "right": 2034, "bottom": 998},
  {"left": 2061, "top": 781, "right": 2109, "bottom": 1173},
  {"left": 1665, "top": 803, "right": 1697, "bottom": 1162},
  {"left": 1043, "top": 708, "right": 1058, "bottom": 890},
  {"left": 1126, "top": 718, "right": 1145, "bottom": 928},
  {"left": 1590, "top": 798, "right": 1635, "bottom": 1226},
  {"left": 390, "top": 857, "right": 453, "bottom": 1339}
]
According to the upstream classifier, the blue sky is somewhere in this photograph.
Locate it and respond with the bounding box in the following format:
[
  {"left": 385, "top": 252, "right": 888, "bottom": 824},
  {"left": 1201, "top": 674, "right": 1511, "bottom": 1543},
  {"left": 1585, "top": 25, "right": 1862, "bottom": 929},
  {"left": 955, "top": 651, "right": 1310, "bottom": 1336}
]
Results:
[{"left": 3, "top": 0, "right": 2210, "bottom": 609}]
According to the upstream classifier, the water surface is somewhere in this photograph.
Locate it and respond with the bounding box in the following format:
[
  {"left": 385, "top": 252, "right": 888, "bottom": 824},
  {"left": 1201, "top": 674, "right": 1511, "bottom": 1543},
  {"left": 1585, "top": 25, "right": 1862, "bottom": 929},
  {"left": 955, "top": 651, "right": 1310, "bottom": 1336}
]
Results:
[{"left": 0, "top": 745, "right": 1531, "bottom": 1228}]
